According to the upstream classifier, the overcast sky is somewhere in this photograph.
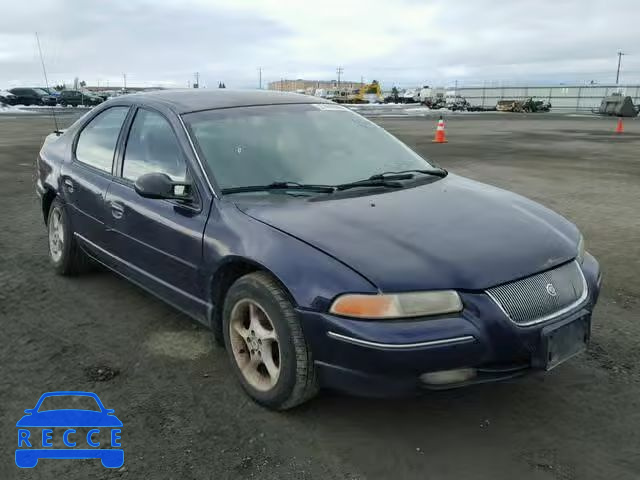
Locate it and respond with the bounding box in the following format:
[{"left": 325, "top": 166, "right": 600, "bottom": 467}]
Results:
[{"left": 1, "top": 0, "right": 638, "bottom": 89}]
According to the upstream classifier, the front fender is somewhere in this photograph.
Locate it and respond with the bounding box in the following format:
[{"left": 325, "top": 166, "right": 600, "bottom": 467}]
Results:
[{"left": 203, "top": 201, "right": 378, "bottom": 311}]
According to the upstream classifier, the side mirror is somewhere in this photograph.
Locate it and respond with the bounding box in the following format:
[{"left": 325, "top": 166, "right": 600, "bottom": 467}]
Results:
[{"left": 134, "top": 172, "right": 192, "bottom": 201}]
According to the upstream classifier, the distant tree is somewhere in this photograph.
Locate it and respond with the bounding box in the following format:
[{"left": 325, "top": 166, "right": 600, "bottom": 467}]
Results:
[
  {"left": 219, "top": 82, "right": 226, "bottom": 88},
  {"left": 79, "top": 80, "right": 86, "bottom": 88},
  {"left": 53, "top": 84, "right": 65, "bottom": 91}
]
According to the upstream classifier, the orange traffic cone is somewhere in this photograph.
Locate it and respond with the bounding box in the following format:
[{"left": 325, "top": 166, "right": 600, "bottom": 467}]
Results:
[
  {"left": 615, "top": 118, "right": 624, "bottom": 134},
  {"left": 432, "top": 116, "right": 448, "bottom": 143}
]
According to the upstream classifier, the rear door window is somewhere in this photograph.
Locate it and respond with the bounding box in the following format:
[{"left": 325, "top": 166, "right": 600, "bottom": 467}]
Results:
[{"left": 75, "top": 107, "right": 129, "bottom": 173}]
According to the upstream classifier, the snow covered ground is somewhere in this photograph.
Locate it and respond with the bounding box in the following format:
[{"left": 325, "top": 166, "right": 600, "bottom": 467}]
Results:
[
  {"left": 0, "top": 104, "right": 38, "bottom": 114},
  {"left": 345, "top": 103, "right": 479, "bottom": 117},
  {"left": 0, "top": 104, "right": 92, "bottom": 114}
]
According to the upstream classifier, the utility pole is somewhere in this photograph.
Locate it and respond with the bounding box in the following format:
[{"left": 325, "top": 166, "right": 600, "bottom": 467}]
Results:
[
  {"left": 616, "top": 51, "right": 626, "bottom": 85},
  {"left": 123, "top": 73, "right": 127, "bottom": 92},
  {"left": 258, "top": 67, "right": 262, "bottom": 89},
  {"left": 336, "top": 66, "right": 343, "bottom": 88},
  {"left": 194, "top": 72, "right": 200, "bottom": 88}
]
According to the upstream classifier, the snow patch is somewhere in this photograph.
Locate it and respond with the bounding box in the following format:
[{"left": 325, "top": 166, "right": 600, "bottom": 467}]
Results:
[{"left": 0, "top": 104, "right": 37, "bottom": 114}]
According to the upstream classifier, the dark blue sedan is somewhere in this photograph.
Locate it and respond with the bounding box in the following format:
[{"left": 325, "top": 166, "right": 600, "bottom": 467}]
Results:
[{"left": 36, "top": 90, "right": 602, "bottom": 409}]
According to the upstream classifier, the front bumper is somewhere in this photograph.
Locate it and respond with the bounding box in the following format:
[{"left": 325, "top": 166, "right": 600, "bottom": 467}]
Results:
[{"left": 298, "top": 254, "right": 601, "bottom": 397}]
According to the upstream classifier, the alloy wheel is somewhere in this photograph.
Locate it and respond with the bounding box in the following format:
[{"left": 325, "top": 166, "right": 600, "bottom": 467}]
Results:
[
  {"left": 48, "top": 208, "right": 64, "bottom": 262},
  {"left": 229, "top": 299, "right": 281, "bottom": 391}
]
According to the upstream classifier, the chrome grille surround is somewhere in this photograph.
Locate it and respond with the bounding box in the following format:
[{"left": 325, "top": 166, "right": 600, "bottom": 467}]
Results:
[{"left": 486, "top": 261, "right": 588, "bottom": 326}]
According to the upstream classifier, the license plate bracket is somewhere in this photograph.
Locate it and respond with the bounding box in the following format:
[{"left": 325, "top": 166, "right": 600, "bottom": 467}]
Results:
[{"left": 540, "top": 315, "right": 590, "bottom": 370}]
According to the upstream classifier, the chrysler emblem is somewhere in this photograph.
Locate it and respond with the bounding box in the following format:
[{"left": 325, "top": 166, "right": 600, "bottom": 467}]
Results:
[{"left": 546, "top": 283, "right": 557, "bottom": 296}]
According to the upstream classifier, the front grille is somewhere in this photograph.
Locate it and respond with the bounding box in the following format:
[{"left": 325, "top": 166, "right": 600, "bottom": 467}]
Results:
[{"left": 487, "top": 261, "right": 587, "bottom": 326}]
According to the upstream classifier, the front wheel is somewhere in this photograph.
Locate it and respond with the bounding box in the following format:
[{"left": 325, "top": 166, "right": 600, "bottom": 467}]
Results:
[
  {"left": 47, "top": 198, "right": 90, "bottom": 275},
  {"left": 222, "top": 272, "right": 318, "bottom": 410}
]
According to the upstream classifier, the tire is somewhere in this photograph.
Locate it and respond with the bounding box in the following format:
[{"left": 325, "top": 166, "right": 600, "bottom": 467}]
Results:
[
  {"left": 222, "top": 272, "right": 318, "bottom": 410},
  {"left": 47, "top": 198, "right": 89, "bottom": 275}
]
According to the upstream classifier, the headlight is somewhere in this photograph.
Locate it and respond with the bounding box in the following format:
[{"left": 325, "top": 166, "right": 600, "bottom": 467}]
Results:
[
  {"left": 577, "top": 234, "right": 585, "bottom": 264},
  {"left": 329, "top": 291, "right": 462, "bottom": 319}
]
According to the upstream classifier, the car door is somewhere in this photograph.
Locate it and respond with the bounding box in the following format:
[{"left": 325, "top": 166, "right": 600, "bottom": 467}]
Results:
[
  {"left": 25, "top": 89, "right": 42, "bottom": 105},
  {"left": 60, "top": 91, "right": 71, "bottom": 105},
  {"left": 10, "top": 88, "right": 30, "bottom": 105},
  {"left": 64, "top": 91, "right": 77, "bottom": 106},
  {"left": 60, "top": 106, "right": 131, "bottom": 252},
  {"left": 104, "top": 106, "right": 210, "bottom": 319}
]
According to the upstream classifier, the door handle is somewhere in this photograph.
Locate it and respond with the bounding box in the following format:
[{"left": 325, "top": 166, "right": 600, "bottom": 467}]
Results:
[
  {"left": 109, "top": 201, "right": 125, "bottom": 219},
  {"left": 63, "top": 178, "right": 74, "bottom": 193}
]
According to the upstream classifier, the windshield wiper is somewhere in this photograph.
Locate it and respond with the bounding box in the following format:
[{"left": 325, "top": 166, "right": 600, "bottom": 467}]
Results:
[
  {"left": 368, "top": 168, "right": 448, "bottom": 180},
  {"left": 221, "top": 170, "right": 447, "bottom": 195},
  {"left": 335, "top": 168, "right": 447, "bottom": 191},
  {"left": 335, "top": 179, "right": 404, "bottom": 191},
  {"left": 221, "top": 181, "right": 336, "bottom": 195}
]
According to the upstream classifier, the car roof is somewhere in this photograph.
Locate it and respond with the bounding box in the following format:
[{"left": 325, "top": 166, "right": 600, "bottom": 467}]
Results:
[
  {"left": 38, "top": 391, "right": 100, "bottom": 398},
  {"left": 117, "top": 89, "right": 332, "bottom": 114}
]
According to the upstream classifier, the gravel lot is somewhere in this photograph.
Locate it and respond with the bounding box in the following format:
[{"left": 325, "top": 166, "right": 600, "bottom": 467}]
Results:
[{"left": 1, "top": 111, "right": 639, "bottom": 480}]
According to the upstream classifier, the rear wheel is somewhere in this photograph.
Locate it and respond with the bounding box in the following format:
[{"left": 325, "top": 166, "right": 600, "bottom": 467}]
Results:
[
  {"left": 47, "top": 198, "right": 89, "bottom": 275},
  {"left": 222, "top": 272, "right": 318, "bottom": 410}
]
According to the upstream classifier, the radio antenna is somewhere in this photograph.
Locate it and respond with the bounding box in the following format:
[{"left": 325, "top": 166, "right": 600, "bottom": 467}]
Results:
[{"left": 35, "top": 32, "right": 60, "bottom": 135}]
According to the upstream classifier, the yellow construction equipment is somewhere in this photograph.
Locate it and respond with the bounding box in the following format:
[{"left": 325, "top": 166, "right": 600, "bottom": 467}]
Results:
[{"left": 347, "top": 81, "right": 384, "bottom": 104}]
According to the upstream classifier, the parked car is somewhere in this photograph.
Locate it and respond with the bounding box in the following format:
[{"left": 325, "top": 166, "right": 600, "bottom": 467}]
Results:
[
  {"left": 93, "top": 91, "right": 111, "bottom": 101},
  {"left": 39, "top": 87, "right": 61, "bottom": 97},
  {"left": 0, "top": 90, "right": 18, "bottom": 105},
  {"left": 58, "top": 90, "right": 103, "bottom": 107},
  {"left": 9, "top": 88, "right": 57, "bottom": 106},
  {"left": 36, "top": 90, "right": 601, "bottom": 410}
]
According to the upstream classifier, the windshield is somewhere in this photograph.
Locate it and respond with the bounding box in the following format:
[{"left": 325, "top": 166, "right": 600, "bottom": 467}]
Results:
[
  {"left": 33, "top": 88, "right": 50, "bottom": 96},
  {"left": 38, "top": 395, "right": 101, "bottom": 412},
  {"left": 183, "top": 104, "right": 434, "bottom": 190}
]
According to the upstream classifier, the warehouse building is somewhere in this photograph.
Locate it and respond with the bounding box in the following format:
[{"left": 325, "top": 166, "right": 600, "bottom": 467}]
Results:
[{"left": 267, "top": 79, "right": 361, "bottom": 93}]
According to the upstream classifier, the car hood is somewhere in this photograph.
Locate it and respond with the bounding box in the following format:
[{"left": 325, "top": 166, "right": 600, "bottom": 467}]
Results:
[
  {"left": 234, "top": 174, "right": 580, "bottom": 291},
  {"left": 16, "top": 410, "right": 123, "bottom": 427}
]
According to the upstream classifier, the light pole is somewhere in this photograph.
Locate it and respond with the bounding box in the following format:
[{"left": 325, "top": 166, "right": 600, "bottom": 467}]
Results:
[
  {"left": 336, "top": 66, "right": 343, "bottom": 88},
  {"left": 258, "top": 67, "right": 262, "bottom": 89},
  {"left": 616, "top": 51, "right": 626, "bottom": 85}
]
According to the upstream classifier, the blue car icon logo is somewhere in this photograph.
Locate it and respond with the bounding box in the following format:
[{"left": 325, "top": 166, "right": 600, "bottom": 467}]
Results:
[{"left": 16, "top": 391, "right": 123, "bottom": 468}]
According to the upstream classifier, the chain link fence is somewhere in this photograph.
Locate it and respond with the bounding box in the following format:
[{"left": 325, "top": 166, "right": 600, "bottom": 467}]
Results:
[{"left": 455, "top": 85, "right": 640, "bottom": 111}]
